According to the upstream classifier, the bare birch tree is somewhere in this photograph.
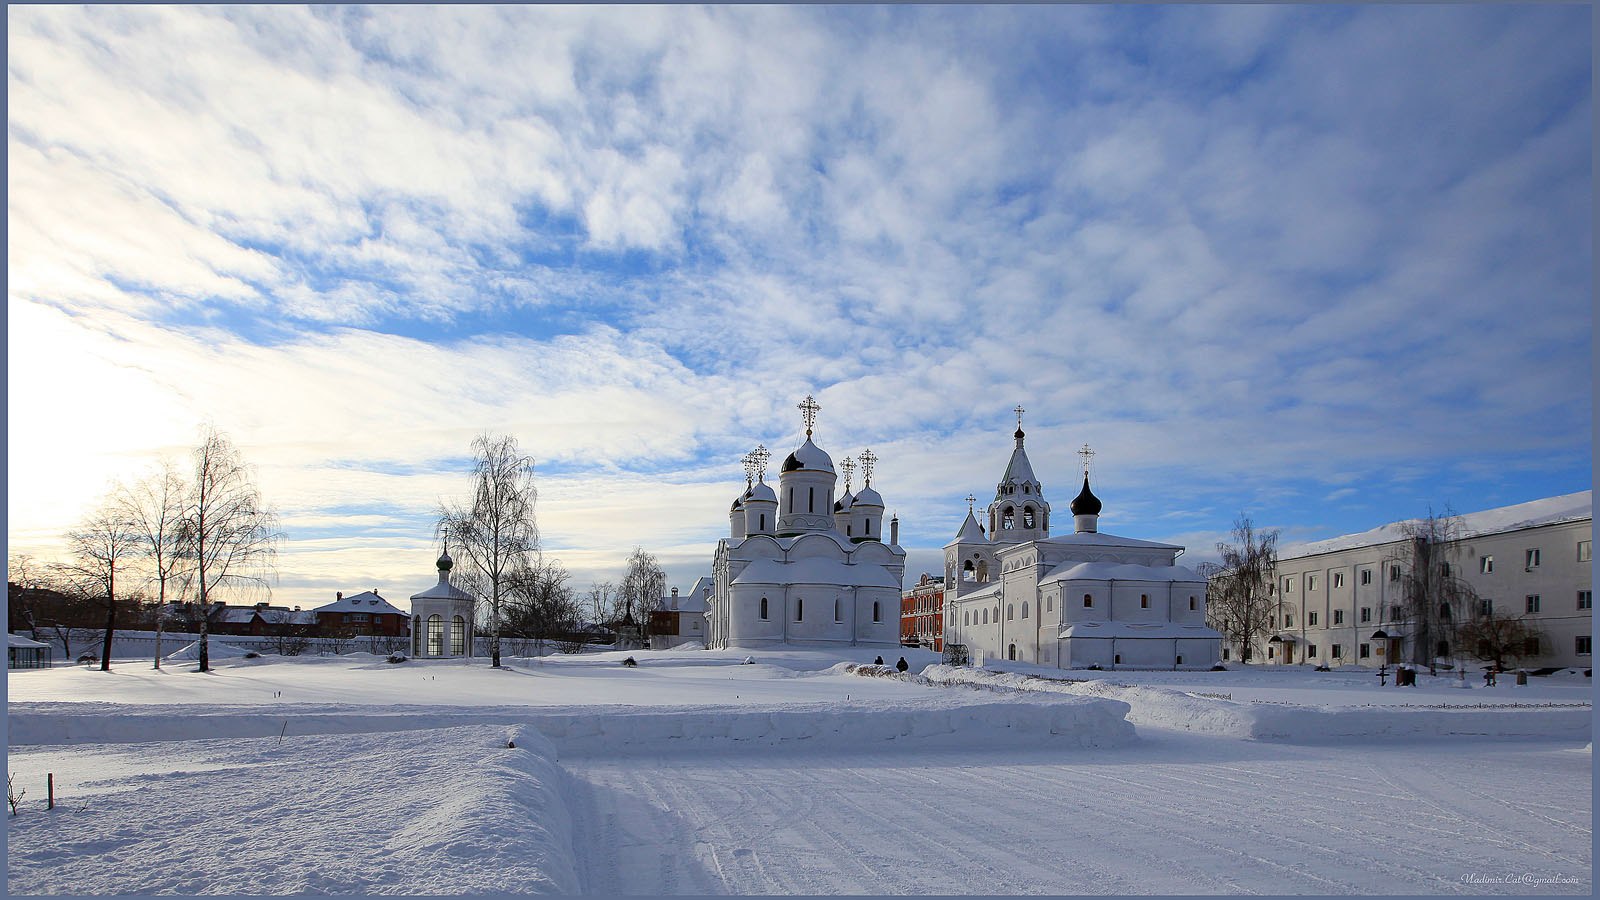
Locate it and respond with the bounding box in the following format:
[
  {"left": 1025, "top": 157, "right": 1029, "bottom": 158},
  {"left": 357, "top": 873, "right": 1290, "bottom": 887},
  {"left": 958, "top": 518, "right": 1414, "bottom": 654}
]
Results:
[
  {"left": 439, "top": 433, "right": 539, "bottom": 668},
  {"left": 619, "top": 547, "right": 667, "bottom": 646},
  {"left": 184, "top": 426, "right": 281, "bottom": 672},
  {"left": 58, "top": 494, "right": 144, "bottom": 671},
  {"left": 120, "top": 461, "right": 189, "bottom": 668},
  {"left": 1388, "top": 507, "right": 1477, "bottom": 674},
  {"left": 1205, "top": 515, "right": 1278, "bottom": 664}
]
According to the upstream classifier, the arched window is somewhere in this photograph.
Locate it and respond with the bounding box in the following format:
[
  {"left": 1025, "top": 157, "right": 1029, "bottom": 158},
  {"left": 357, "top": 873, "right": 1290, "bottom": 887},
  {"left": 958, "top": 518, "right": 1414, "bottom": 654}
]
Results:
[
  {"left": 1007, "top": 603, "right": 1014, "bottom": 621},
  {"left": 982, "top": 608, "right": 989, "bottom": 624},
  {"left": 964, "top": 611, "right": 970, "bottom": 626},
  {"left": 796, "top": 598, "right": 804, "bottom": 622},
  {"left": 1008, "top": 644, "right": 1017, "bottom": 661},
  {"left": 962, "top": 560, "right": 975, "bottom": 582},
  {"left": 759, "top": 514, "right": 765, "bottom": 531},
  {"left": 834, "top": 599, "right": 841, "bottom": 623},
  {"left": 1002, "top": 506, "right": 1015, "bottom": 529},
  {"left": 1140, "top": 594, "right": 1149, "bottom": 608},
  {"left": 1022, "top": 601, "right": 1029, "bottom": 619},
  {"left": 760, "top": 597, "right": 768, "bottom": 620},
  {"left": 809, "top": 487, "right": 815, "bottom": 513},
  {"left": 1023, "top": 508, "right": 1036, "bottom": 529},
  {"left": 1438, "top": 603, "right": 1451, "bottom": 619},
  {"left": 451, "top": 616, "right": 465, "bottom": 655},
  {"left": 1083, "top": 593, "right": 1093, "bottom": 608},
  {"left": 872, "top": 602, "right": 881, "bottom": 623},
  {"left": 976, "top": 560, "right": 989, "bottom": 582},
  {"left": 426, "top": 614, "right": 443, "bottom": 656}
]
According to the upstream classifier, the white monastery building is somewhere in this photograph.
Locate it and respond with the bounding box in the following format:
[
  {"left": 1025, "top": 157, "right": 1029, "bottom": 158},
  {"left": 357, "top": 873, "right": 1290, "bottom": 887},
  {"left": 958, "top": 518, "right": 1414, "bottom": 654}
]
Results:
[
  {"left": 943, "top": 408, "right": 1220, "bottom": 670},
  {"left": 651, "top": 577, "right": 712, "bottom": 649},
  {"left": 706, "top": 397, "right": 906, "bottom": 649},
  {"left": 1261, "top": 491, "right": 1592, "bottom": 671},
  {"left": 409, "top": 549, "right": 477, "bottom": 658}
]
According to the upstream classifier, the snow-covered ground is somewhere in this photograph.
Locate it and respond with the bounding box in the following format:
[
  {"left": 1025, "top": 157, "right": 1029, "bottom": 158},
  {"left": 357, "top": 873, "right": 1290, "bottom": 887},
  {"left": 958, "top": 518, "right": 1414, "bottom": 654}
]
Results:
[{"left": 7, "top": 646, "right": 1593, "bottom": 895}]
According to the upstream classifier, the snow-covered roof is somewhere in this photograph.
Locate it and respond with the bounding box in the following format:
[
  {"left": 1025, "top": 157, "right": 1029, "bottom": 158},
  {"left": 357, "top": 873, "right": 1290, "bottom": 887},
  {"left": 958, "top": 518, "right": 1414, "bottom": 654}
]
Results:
[
  {"left": 1041, "top": 561, "right": 1204, "bottom": 586},
  {"left": 9, "top": 632, "right": 49, "bottom": 649},
  {"left": 1058, "top": 622, "right": 1222, "bottom": 640},
  {"left": 657, "top": 582, "right": 710, "bottom": 614},
  {"left": 748, "top": 480, "right": 776, "bottom": 503},
  {"left": 731, "top": 557, "right": 901, "bottom": 589},
  {"left": 1037, "top": 531, "right": 1183, "bottom": 551},
  {"left": 1282, "top": 491, "right": 1592, "bottom": 559},
  {"left": 781, "top": 437, "right": 835, "bottom": 473},
  {"left": 951, "top": 582, "right": 1003, "bottom": 603},
  {"left": 687, "top": 576, "right": 714, "bottom": 600},
  {"left": 411, "top": 574, "right": 476, "bottom": 603},
  {"left": 313, "top": 590, "right": 406, "bottom": 616}
]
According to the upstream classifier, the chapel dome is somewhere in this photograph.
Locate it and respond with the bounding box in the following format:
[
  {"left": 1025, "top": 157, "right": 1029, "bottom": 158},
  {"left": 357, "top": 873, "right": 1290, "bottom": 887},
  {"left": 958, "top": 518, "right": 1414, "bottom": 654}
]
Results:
[
  {"left": 1069, "top": 475, "right": 1102, "bottom": 516},
  {"left": 853, "top": 485, "right": 884, "bottom": 507},
  {"left": 747, "top": 481, "right": 777, "bottom": 503},
  {"left": 781, "top": 437, "right": 835, "bottom": 473}
]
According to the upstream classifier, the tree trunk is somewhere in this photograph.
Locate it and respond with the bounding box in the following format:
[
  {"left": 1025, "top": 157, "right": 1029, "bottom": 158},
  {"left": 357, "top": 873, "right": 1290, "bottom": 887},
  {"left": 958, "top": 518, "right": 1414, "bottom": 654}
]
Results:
[{"left": 100, "top": 570, "right": 115, "bottom": 672}]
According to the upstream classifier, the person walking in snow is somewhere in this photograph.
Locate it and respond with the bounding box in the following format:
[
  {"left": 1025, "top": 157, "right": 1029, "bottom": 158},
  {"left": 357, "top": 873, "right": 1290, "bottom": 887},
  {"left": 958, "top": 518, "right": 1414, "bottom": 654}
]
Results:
[
  {"left": 874, "top": 655, "right": 884, "bottom": 666},
  {"left": 895, "top": 657, "right": 909, "bottom": 673}
]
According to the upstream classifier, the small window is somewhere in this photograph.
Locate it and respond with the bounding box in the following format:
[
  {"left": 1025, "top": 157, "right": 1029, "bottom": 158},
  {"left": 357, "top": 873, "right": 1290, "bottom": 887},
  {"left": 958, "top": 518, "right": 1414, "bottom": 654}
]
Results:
[
  {"left": 1140, "top": 594, "right": 1149, "bottom": 609},
  {"left": 872, "top": 601, "right": 881, "bottom": 623},
  {"left": 796, "top": 598, "right": 804, "bottom": 622},
  {"left": 1441, "top": 562, "right": 1452, "bottom": 578},
  {"left": 760, "top": 597, "right": 768, "bottom": 620},
  {"left": 1360, "top": 569, "right": 1372, "bottom": 586},
  {"left": 1083, "top": 594, "right": 1093, "bottom": 608},
  {"left": 1189, "top": 596, "right": 1197, "bottom": 611},
  {"left": 1308, "top": 645, "right": 1317, "bottom": 658},
  {"left": 1525, "top": 548, "right": 1541, "bottom": 569},
  {"left": 1308, "top": 612, "right": 1319, "bottom": 626},
  {"left": 1283, "top": 577, "right": 1293, "bottom": 594},
  {"left": 834, "top": 599, "right": 842, "bottom": 623},
  {"left": 1333, "top": 610, "right": 1344, "bottom": 625},
  {"left": 982, "top": 608, "right": 989, "bottom": 624},
  {"left": 1307, "top": 575, "right": 1319, "bottom": 591},
  {"left": 1525, "top": 595, "right": 1540, "bottom": 613},
  {"left": 1435, "top": 639, "right": 1449, "bottom": 657},
  {"left": 1480, "top": 556, "right": 1493, "bottom": 574},
  {"left": 1022, "top": 602, "right": 1029, "bottom": 619},
  {"left": 1333, "top": 572, "right": 1345, "bottom": 588},
  {"left": 1578, "top": 636, "right": 1592, "bottom": 656},
  {"left": 1175, "top": 655, "right": 1183, "bottom": 665},
  {"left": 1438, "top": 602, "right": 1452, "bottom": 620},
  {"left": 1046, "top": 596, "right": 1053, "bottom": 612},
  {"left": 1331, "top": 644, "right": 1343, "bottom": 658},
  {"left": 1580, "top": 540, "right": 1593, "bottom": 562},
  {"left": 1579, "top": 591, "right": 1592, "bottom": 611},
  {"left": 1523, "top": 636, "right": 1540, "bottom": 656},
  {"left": 1360, "top": 607, "right": 1371, "bottom": 623},
  {"left": 1358, "top": 643, "right": 1371, "bottom": 659},
  {"left": 1284, "top": 613, "right": 1293, "bottom": 628},
  {"left": 1479, "top": 598, "right": 1493, "bottom": 616},
  {"left": 1222, "top": 647, "right": 1231, "bottom": 660},
  {"left": 1390, "top": 605, "right": 1403, "bottom": 621},
  {"left": 1389, "top": 565, "right": 1401, "bottom": 582},
  {"left": 1007, "top": 604, "right": 1014, "bottom": 621}
]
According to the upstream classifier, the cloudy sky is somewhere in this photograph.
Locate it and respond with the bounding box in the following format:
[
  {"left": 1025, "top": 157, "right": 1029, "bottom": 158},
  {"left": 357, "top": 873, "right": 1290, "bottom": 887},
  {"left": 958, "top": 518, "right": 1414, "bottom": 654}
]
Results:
[{"left": 7, "top": 5, "right": 1592, "bottom": 611}]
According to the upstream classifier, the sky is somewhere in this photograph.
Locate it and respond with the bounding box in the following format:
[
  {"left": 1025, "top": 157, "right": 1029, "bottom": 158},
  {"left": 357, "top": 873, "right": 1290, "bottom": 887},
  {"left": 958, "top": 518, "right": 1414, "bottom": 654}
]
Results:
[{"left": 6, "top": 4, "right": 1592, "bottom": 613}]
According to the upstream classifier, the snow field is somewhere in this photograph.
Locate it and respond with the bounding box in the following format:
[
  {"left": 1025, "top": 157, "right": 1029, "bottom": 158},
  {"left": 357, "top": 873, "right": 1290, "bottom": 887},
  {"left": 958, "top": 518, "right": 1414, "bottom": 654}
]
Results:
[
  {"left": 6, "top": 724, "right": 579, "bottom": 895},
  {"left": 922, "top": 665, "right": 1594, "bottom": 741}
]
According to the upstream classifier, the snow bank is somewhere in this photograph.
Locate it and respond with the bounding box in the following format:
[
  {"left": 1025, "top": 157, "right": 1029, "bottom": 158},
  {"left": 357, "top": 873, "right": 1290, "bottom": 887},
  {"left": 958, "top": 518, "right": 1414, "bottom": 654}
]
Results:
[
  {"left": 922, "top": 666, "right": 1592, "bottom": 742},
  {"left": 6, "top": 724, "right": 579, "bottom": 895},
  {"left": 161, "top": 639, "right": 253, "bottom": 661}
]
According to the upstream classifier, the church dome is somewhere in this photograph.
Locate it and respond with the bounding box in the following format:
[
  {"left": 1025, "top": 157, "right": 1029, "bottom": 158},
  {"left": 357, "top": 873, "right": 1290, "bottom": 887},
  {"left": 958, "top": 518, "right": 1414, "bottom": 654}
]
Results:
[
  {"left": 834, "top": 489, "right": 854, "bottom": 512},
  {"left": 853, "top": 485, "right": 884, "bottom": 507},
  {"left": 1070, "top": 475, "right": 1102, "bottom": 515},
  {"left": 747, "top": 480, "right": 777, "bottom": 503},
  {"left": 437, "top": 551, "right": 454, "bottom": 573},
  {"left": 730, "top": 493, "right": 745, "bottom": 511},
  {"left": 781, "top": 437, "right": 835, "bottom": 473}
]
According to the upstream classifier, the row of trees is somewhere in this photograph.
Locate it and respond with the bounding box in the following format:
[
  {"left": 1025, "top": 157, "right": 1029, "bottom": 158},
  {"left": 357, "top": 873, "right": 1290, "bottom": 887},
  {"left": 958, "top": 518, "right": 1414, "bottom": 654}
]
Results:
[
  {"left": 1204, "top": 510, "right": 1546, "bottom": 671},
  {"left": 11, "top": 426, "right": 281, "bottom": 672}
]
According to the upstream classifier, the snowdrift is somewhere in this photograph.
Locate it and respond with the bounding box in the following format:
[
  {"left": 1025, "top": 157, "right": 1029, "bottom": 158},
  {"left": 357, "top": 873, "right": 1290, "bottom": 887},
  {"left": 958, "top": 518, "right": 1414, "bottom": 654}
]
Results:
[
  {"left": 162, "top": 639, "right": 253, "bottom": 661},
  {"left": 922, "top": 665, "right": 1592, "bottom": 742}
]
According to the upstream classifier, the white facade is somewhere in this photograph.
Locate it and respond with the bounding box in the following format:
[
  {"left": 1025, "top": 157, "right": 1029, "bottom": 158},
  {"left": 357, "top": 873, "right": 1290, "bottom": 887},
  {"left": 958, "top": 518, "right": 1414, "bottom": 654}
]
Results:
[
  {"left": 706, "top": 409, "right": 906, "bottom": 650},
  {"left": 408, "top": 551, "right": 477, "bottom": 658},
  {"left": 651, "top": 577, "right": 712, "bottom": 649},
  {"left": 1257, "top": 492, "right": 1593, "bottom": 671},
  {"left": 942, "top": 424, "right": 1219, "bottom": 670}
]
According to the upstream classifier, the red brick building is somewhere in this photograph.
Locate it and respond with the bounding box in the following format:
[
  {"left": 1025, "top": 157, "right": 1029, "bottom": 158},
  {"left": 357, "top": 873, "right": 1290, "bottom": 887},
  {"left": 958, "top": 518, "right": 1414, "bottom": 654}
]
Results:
[
  {"left": 312, "top": 590, "right": 410, "bottom": 637},
  {"left": 900, "top": 574, "right": 945, "bottom": 650}
]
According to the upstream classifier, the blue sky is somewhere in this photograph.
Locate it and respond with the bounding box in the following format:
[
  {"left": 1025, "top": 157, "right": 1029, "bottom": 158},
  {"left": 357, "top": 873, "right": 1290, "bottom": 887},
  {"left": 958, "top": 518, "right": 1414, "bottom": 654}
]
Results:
[{"left": 7, "top": 4, "right": 1592, "bottom": 609}]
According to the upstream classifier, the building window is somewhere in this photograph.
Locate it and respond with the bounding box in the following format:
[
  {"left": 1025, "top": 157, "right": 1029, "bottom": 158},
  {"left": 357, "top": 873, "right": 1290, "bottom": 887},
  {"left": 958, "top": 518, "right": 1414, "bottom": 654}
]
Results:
[
  {"left": 426, "top": 614, "right": 443, "bottom": 656},
  {"left": 1525, "top": 548, "right": 1541, "bottom": 569},
  {"left": 1308, "top": 612, "right": 1319, "bottom": 626},
  {"left": 1189, "top": 596, "right": 1197, "bottom": 611},
  {"left": 1282, "top": 577, "right": 1293, "bottom": 594},
  {"left": 1308, "top": 575, "right": 1319, "bottom": 591},
  {"left": 834, "top": 599, "right": 842, "bottom": 623},
  {"left": 1579, "top": 591, "right": 1592, "bottom": 611},
  {"left": 1580, "top": 540, "right": 1593, "bottom": 562},
  {"left": 1479, "top": 598, "right": 1493, "bottom": 616},
  {"left": 759, "top": 514, "right": 765, "bottom": 531},
  {"left": 797, "top": 598, "right": 804, "bottom": 622},
  {"left": 1578, "top": 636, "right": 1592, "bottom": 656},
  {"left": 1523, "top": 636, "right": 1540, "bottom": 656},
  {"left": 1390, "top": 604, "right": 1403, "bottom": 621},
  {"left": 760, "top": 597, "right": 768, "bottom": 620},
  {"left": 1022, "top": 602, "right": 1029, "bottom": 619},
  {"left": 1284, "top": 613, "right": 1293, "bottom": 628},
  {"left": 1023, "top": 508, "right": 1036, "bottom": 529},
  {"left": 1047, "top": 596, "right": 1053, "bottom": 612},
  {"left": 1140, "top": 594, "right": 1149, "bottom": 609},
  {"left": 1333, "top": 610, "right": 1344, "bottom": 625},
  {"left": 1438, "top": 602, "right": 1452, "bottom": 620},
  {"left": 1308, "top": 645, "right": 1317, "bottom": 658},
  {"left": 1007, "top": 604, "right": 1014, "bottom": 621},
  {"left": 1526, "top": 595, "right": 1541, "bottom": 614},
  {"left": 808, "top": 487, "right": 815, "bottom": 513},
  {"left": 1359, "top": 643, "right": 1371, "bottom": 659},
  {"left": 982, "top": 608, "right": 989, "bottom": 624},
  {"left": 873, "top": 602, "right": 881, "bottom": 623},
  {"left": 451, "top": 616, "right": 465, "bottom": 655},
  {"left": 1332, "top": 644, "right": 1343, "bottom": 658},
  {"left": 1360, "top": 569, "right": 1372, "bottom": 586},
  {"left": 1002, "top": 507, "right": 1015, "bottom": 529},
  {"left": 1083, "top": 594, "right": 1093, "bottom": 608},
  {"left": 1333, "top": 573, "right": 1345, "bottom": 588},
  {"left": 1360, "top": 607, "right": 1371, "bottom": 623},
  {"left": 1222, "top": 647, "right": 1231, "bottom": 660},
  {"left": 1389, "top": 565, "right": 1401, "bottom": 582},
  {"left": 1480, "top": 556, "right": 1493, "bottom": 574}
]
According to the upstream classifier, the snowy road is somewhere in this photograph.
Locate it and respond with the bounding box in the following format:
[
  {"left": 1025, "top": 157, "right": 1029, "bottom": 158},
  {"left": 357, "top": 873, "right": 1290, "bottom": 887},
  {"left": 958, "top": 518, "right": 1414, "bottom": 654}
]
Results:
[{"left": 562, "top": 731, "right": 1592, "bottom": 895}]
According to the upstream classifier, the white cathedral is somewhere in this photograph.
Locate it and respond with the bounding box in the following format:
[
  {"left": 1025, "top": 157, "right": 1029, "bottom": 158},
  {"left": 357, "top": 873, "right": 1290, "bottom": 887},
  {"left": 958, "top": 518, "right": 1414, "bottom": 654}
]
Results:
[
  {"left": 943, "top": 409, "right": 1221, "bottom": 670},
  {"left": 705, "top": 397, "right": 906, "bottom": 649}
]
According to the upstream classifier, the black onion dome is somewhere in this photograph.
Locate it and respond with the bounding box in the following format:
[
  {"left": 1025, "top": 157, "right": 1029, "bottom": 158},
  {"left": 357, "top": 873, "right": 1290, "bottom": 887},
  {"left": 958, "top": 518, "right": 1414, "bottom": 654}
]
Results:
[
  {"left": 782, "top": 452, "right": 803, "bottom": 472},
  {"left": 1070, "top": 475, "right": 1102, "bottom": 515},
  {"left": 1014, "top": 428, "right": 1025, "bottom": 441}
]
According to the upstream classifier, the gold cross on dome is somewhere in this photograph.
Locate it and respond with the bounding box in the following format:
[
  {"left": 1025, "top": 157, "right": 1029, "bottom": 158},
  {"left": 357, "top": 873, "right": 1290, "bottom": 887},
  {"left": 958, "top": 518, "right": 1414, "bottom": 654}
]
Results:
[
  {"left": 740, "top": 451, "right": 757, "bottom": 486},
  {"left": 858, "top": 448, "right": 877, "bottom": 486},
  {"left": 798, "top": 395, "right": 820, "bottom": 436},
  {"left": 750, "top": 444, "right": 770, "bottom": 482},
  {"left": 839, "top": 456, "right": 855, "bottom": 492},
  {"left": 1014, "top": 405, "right": 1025, "bottom": 430},
  {"left": 1078, "top": 442, "right": 1095, "bottom": 476},
  {"left": 966, "top": 494, "right": 977, "bottom": 513}
]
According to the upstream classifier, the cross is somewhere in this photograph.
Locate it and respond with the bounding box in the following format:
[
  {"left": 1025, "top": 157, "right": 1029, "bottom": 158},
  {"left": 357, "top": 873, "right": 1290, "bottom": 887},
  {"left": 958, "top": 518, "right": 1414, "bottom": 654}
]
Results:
[
  {"left": 839, "top": 456, "right": 855, "bottom": 492},
  {"left": 750, "top": 444, "right": 770, "bottom": 482},
  {"left": 798, "top": 395, "right": 820, "bottom": 437},
  {"left": 740, "top": 451, "right": 757, "bottom": 487},
  {"left": 1014, "top": 404, "right": 1025, "bottom": 430},
  {"left": 1078, "top": 442, "right": 1095, "bottom": 476},
  {"left": 858, "top": 448, "right": 877, "bottom": 486},
  {"left": 965, "top": 494, "right": 977, "bottom": 513}
]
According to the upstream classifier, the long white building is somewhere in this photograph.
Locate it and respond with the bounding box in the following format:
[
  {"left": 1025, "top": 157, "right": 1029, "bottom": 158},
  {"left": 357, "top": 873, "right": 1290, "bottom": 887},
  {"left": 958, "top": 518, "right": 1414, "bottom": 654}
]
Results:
[{"left": 1251, "top": 492, "right": 1592, "bottom": 671}]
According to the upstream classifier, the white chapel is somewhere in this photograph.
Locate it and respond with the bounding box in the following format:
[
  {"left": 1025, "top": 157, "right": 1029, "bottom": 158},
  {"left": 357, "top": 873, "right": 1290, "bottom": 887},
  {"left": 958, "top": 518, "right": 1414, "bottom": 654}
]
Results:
[
  {"left": 705, "top": 396, "right": 906, "bottom": 649},
  {"left": 944, "top": 409, "right": 1221, "bottom": 670}
]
